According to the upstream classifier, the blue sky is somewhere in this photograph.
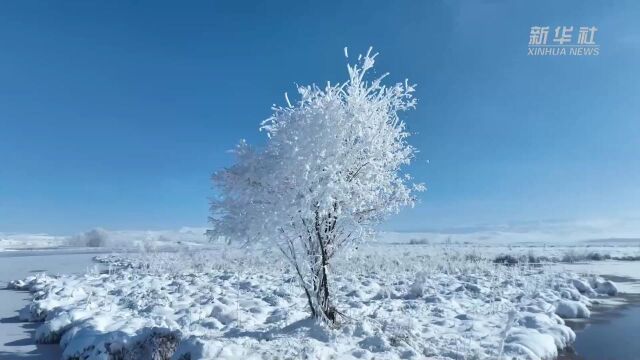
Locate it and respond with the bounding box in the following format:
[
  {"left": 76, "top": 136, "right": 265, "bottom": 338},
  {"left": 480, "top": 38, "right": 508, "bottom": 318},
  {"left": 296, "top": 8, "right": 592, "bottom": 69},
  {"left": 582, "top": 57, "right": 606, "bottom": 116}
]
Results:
[{"left": 1, "top": 1, "right": 639, "bottom": 234}]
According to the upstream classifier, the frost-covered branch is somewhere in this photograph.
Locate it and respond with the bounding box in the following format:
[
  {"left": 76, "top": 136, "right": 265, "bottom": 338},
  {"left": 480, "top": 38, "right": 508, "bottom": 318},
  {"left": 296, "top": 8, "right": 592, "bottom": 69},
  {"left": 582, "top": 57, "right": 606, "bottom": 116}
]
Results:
[{"left": 210, "top": 48, "right": 424, "bottom": 321}]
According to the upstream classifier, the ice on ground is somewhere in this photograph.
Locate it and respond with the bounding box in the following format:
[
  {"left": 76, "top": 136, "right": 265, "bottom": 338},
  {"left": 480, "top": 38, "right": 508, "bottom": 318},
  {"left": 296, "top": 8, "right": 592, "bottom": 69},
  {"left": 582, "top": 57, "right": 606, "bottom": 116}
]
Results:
[{"left": 8, "top": 243, "right": 623, "bottom": 360}]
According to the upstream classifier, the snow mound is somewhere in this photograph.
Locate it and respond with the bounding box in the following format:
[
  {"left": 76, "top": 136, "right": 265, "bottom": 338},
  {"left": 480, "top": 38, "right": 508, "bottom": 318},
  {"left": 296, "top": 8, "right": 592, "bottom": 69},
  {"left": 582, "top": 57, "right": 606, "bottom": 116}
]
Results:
[
  {"left": 555, "top": 300, "right": 591, "bottom": 319},
  {"left": 505, "top": 328, "right": 559, "bottom": 360},
  {"left": 594, "top": 279, "right": 619, "bottom": 296},
  {"left": 571, "top": 279, "right": 594, "bottom": 294}
]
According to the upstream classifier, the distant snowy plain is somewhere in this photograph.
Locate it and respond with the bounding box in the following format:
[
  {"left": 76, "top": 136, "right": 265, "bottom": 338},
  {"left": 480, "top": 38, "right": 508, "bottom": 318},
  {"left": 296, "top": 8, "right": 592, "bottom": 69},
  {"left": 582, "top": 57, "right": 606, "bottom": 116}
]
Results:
[{"left": 2, "top": 223, "right": 640, "bottom": 360}]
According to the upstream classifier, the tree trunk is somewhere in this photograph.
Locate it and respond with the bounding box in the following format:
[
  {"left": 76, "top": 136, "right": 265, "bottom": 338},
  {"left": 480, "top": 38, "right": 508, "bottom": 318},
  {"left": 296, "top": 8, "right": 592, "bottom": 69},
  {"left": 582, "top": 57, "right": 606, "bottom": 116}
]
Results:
[
  {"left": 309, "top": 255, "right": 335, "bottom": 322},
  {"left": 315, "top": 253, "right": 336, "bottom": 322},
  {"left": 291, "top": 208, "right": 340, "bottom": 323},
  {"left": 309, "top": 209, "right": 337, "bottom": 323}
]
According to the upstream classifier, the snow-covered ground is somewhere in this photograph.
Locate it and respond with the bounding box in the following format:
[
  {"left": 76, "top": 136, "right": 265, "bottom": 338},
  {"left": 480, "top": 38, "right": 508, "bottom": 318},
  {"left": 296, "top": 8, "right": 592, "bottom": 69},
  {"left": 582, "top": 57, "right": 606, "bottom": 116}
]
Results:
[
  {"left": 3, "top": 223, "right": 640, "bottom": 360},
  {"left": 4, "top": 241, "right": 638, "bottom": 360}
]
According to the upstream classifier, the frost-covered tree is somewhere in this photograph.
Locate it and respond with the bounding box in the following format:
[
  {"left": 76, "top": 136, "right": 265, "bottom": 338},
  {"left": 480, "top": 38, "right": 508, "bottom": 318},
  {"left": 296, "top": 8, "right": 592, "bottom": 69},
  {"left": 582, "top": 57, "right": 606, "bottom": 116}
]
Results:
[{"left": 210, "top": 48, "right": 424, "bottom": 322}]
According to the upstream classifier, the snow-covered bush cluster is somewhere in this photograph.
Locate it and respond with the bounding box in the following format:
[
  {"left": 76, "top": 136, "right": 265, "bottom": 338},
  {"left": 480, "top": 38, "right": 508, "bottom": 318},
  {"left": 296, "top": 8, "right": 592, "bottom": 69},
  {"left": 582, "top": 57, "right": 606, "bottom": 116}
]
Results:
[
  {"left": 67, "top": 228, "right": 110, "bottom": 247},
  {"left": 492, "top": 246, "right": 640, "bottom": 264},
  {"left": 10, "top": 244, "right": 619, "bottom": 360},
  {"left": 64, "top": 227, "right": 209, "bottom": 250}
]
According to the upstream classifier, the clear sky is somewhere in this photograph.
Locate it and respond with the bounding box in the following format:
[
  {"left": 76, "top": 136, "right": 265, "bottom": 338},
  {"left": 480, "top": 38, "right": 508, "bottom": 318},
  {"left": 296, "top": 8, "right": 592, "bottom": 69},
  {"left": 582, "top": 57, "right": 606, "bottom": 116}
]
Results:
[{"left": 1, "top": 0, "right": 638, "bottom": 234}]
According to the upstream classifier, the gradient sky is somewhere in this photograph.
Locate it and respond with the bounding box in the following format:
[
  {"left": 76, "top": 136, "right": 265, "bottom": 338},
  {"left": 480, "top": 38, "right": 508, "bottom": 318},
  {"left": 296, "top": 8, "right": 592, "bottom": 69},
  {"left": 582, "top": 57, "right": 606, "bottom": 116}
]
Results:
[{"left": 1, "top": 0, "right": 639, "bottom": 234}]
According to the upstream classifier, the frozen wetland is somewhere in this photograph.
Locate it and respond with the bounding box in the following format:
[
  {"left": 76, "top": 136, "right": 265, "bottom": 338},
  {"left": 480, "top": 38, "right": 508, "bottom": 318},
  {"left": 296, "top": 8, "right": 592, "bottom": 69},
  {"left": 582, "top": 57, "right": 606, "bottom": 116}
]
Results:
[{"left": 3, "top": 241, "right": 638, "bottom": 360}]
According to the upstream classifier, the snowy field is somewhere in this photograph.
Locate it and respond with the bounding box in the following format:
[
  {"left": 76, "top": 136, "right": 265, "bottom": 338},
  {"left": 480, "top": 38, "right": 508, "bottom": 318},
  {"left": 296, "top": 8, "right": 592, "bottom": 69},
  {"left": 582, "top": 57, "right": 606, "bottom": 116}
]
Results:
[{"left": 3, "top": 235, "right": 639, "bottom": 360}]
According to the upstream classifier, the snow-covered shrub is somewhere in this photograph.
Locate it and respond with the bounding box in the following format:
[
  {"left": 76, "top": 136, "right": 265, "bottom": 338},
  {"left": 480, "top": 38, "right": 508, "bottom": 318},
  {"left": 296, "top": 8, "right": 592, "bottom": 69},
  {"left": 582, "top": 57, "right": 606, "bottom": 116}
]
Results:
[
  {"left": 494, "top": 253, "right": 548, "bottom": 266},
  {"left": 493, "top": 254, "right": 519, "bottom": 266},
  {"left": 68, "top": 228, "right": 110, "bottom": 247},
  {"left": 8, "top": 274, "right": 51, "bottom": 291},
  {"left": 585, "top": 252, "right": 611, "bottom": 261},
  {"left": 408, "top": 238, "right": 429, "bottom": 245},
  {"left": 407, "top": 272, "right": 429, "bottom": 299},
  {"left": 561, "top": 248, "right": 614, "bottom": 263},
  {"left": 112, "top": 328, "right": 181, "bottom": 360},
  {"left": 210, "top": 48, "right": 423, "bottom": 322}
]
